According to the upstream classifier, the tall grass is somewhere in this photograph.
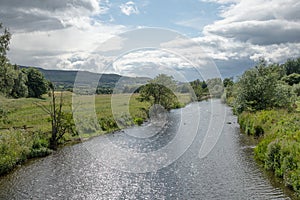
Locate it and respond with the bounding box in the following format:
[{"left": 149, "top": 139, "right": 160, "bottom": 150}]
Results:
[{"left": 238, "top": 107, "right": 300, "bottom": 195}]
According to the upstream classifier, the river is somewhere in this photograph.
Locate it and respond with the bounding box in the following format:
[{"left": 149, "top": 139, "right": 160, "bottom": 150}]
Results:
[{"left": 0, "top": 100, "right": 296, "bottom": 199}]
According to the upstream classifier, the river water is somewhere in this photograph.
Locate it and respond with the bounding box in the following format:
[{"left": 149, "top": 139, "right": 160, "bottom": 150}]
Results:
[{"left": 0, "top": 100, "right": 296, "bottom": 199}]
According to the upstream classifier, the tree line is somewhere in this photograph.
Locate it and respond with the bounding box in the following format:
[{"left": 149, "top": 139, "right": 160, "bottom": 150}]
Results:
[
  {"left": 223, "top": 58, "right": 300, "bottom": 113},
  {"left": 0, "top": 23, "right": 48, "bottom": 99}
]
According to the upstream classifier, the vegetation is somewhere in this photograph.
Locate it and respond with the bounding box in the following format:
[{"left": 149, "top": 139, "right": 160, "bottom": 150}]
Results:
[
  {"left": 0, "top": 24, "right": 48, "bottom": 99},
  {"left": 0, "top": 92, "right": 191, "bottom": 175},
  {"left": 189, "top": 79, "right": 209, "bottom": 100},
  {"left": 139, "top": 74, "right": 181, "bottom": 110},
  {"left": 37, "top": 84, "right": 77, "bottom": 150},
  {"left": 224, "top": 57, "right": 300, "bottom": 196}
]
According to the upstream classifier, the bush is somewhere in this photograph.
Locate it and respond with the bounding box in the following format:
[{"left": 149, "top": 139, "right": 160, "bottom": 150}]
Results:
[
  {"left": 99, "top": 117, "right": 118, "bottom": 131},
  {"left": 293, "top": 83, "right": 300, "bottom": 96},
  {"left": 0, "top": 129, "right": 52, "bottom": 175},
  {"left": 240, "top": 110, "right": 300, "bottom": 196},
  {"left": 134, "top": 117, "right": 144, "bottom": 126},
  {"left": 0, "top": 130, "right": 31, "bottom": 175}
]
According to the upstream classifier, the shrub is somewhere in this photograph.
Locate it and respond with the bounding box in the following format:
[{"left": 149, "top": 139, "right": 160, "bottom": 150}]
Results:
[
  {"left": 0, "top": 130, "right": 31, "bottom": 175},
  {"left": 293, "top": 83, "right": 300, "bottom": 96},
  {"left": 99, "top": 117, "right": 118, "bottom": 131},
  {"left": 134, "top": 117, "right": 144, "bottom": 126}
]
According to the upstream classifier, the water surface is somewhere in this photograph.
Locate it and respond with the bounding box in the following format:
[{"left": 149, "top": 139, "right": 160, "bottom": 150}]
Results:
[{"left": 0, "top": 100, "right": 295, "bottom": 199}]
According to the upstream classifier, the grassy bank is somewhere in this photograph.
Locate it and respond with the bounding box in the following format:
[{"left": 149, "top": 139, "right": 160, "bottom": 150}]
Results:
[
  {"left": 238, "top": 104, "right": 300, "bottom": 195},
  {"left": 0, "top": 92, "right": 192, "bottom": 176}
]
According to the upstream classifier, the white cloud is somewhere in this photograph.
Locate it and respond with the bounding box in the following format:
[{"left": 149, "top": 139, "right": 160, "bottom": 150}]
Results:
[
  {"left": 0, "top": 0, "right": 107, "bottom": 33},
  {"left": 120, "top": 1, "right": 140, "bottom": 16},
  {"left": 1, "top": 0, "right": 127, "bottom": 71},
  {"left": 198, "top": 0, "right": 300, "bottom": 64}
]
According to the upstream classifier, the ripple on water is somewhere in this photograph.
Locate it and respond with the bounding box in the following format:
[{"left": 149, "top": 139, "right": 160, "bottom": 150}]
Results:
[{"left": 0, "top": 100, "right": 295, "bottom": 199}]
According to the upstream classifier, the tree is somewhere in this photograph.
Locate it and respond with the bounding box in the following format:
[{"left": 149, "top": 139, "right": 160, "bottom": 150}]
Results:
[
  {"left": 282, "top": 73, "right": 300, "bottom": 86},
  {"left": 37, "top": 83, "right": 77, "bottom": 150},
  {"left": 223, "top": 77, "right": 234, "bottom": 88},
  {"left": 0, "top": 62, "right": 17, "bottom": 95},
  {"left": 235, "top": 61, "right": 295, "bottom": 113},
  {"left": 0, "top": 22, "right": 15, "bottom": 96},
  {"left": 139, "top": 74, "right": 179, "bottom": 111},
  {"left": 283, "top": 58, "right": 300, "bottom": 75},
  {"left": 10, "top": 66, "right": 28, "bottom": 98},
  {"left": 0, "top": 22, "right": 11, "bottom": 59},
  {"left": 189, "top": 79, "right": 208, "bottom": 100},
  {"left": 25, "top": 67, "right": 48, "bottom": 98}
]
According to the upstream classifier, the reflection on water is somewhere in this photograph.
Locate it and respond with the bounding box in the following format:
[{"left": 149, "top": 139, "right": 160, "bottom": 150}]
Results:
[{"left": 0, "top": 100, "right": 296, "bottom": 199}]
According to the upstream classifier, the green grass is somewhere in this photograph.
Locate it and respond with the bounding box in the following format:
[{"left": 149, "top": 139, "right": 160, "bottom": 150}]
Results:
[{"left": 238, "top": 105, "right": 300, "bottom": 195}]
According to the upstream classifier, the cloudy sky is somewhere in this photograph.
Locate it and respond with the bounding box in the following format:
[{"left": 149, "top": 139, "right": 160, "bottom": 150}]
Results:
[{"left": 0, "top": 0, "right": 299, "bottom": 80}]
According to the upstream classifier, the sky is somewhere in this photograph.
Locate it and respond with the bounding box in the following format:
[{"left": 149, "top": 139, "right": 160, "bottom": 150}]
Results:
[{"left": 0, "top": 0, "right": 300, "bottom": 80}]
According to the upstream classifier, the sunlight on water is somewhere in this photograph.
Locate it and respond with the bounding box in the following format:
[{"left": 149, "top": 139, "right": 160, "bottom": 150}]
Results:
[{"left": 0, "top": 100, "right": 295, "bottom": 199}]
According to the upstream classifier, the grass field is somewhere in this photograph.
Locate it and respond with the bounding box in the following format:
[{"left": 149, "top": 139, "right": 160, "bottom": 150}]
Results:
[{"left": 0, "top": 92, "right": 192, "bottom": 133}]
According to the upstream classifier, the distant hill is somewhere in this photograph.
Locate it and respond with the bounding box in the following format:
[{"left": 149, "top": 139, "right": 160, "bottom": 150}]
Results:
[{"left": 19, "top": 66, "right": 150, "bottom": 92}]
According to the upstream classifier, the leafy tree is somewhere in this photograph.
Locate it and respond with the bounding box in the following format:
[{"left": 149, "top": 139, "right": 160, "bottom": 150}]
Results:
[
  {"left": 0, "top": 22, "right": 28, "bottom": 98},
  {"left": 139, "top": 74, "right": 179, "bottom": 111},
  {"left": 10, "top": 66, "right": 28, "bottom": 98},
  {"left": 235, "top": 61, "right": 295, "bottom": 113},
  {"left": 223, "top": 77, "right": 234, "bottom": 88},
  {"left": 283, "top": 58, "right": 300, "bottom": 75},
  {"left": 0, "top": 62, "right": 17, "bottom": 96},
  {"left": 293, "top": 83, "right": 300, "bottom": 96},
  {"left": 282, "top": 73, "right": 300, "bottom": 86},
  {"left": 0, "top": 22, "right": 11, "bottom": 59},
  {"left": 0, "top": 22, "right": 15, "bottom": 96},
  {"left": 25, "top": 67, "right": 48, "bottom": 98},
  {"left": 37, "top": 83, "right": 77, "bottom": 150},
  {"left": 272, "top": 83, "right": 296, "bottom": 108},
  {"left": 189, "top": 79, "right": 208, "bottom": 100}
]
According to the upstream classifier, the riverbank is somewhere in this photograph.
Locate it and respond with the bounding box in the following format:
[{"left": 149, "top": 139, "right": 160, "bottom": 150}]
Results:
[
  {"left": 0, "top": 92, "right": 192, "bottom": 176},
  {"left": 238, "top": 109, "right": 300, "bottom": 196}
]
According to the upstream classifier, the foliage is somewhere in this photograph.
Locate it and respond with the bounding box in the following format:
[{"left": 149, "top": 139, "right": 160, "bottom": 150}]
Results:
[
  {"left": 0, "top": 105, "right": 9, "bottom": 124},
  {"left": 10, "top": 66, "right": 28, "bottom": 98},
  {"left": 282, "top": 73, "right": 300, "bottom": 86},
  {"left": 223, "top": 77, "right": 234, "bottom": 88},
  {"left": 0, "top": 23, "right": 27, "bottom": 98},
  {"left": 224, "top": 58, "right": 300, "bottom": 196},
  {"left": 239, "top": 110, "right": 300, "bottom": 195},
  {"left": 0, "top": 130, "right": 30, "bottom": 175},
  {"left": 134, "top": 117, "right": 144, "bottom": 126},
  {"left": 37, "top": 86, "right": 77, "bottom": 150},
  {"left": 293, "top": 83, "right": 300, "bottom": 96},
  {"left": 0, "top": 23, "right": 48, "bottom": 99},
  {"left": 189, "top": 79, "right": 208, "bottom": 100},
  {"left": 0, "top": 91, "right": 191, "bottom": 175},
  {"left": 0, "top": 61, "right": 18, "bottom": 96},
  {"left": 24, "top": 67, "right": 48, "bottom": 98},
  {"left": 0, "top": 129, "right": 52, "bottom": 176},
  {"left": 234, "top": 61, "right": 295, "bottom": 113},
  {"left": 272, "top": 83, "right": 296, "bottom": 109},
  {"left": 99, "top": 117, "right": 118, "bottom": 131},
  {"left": 283, "top": 58, "right": 300, "bottom": 75},
  {"left": 139, "top": 74, "right": 179, "bottom": 111}
]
